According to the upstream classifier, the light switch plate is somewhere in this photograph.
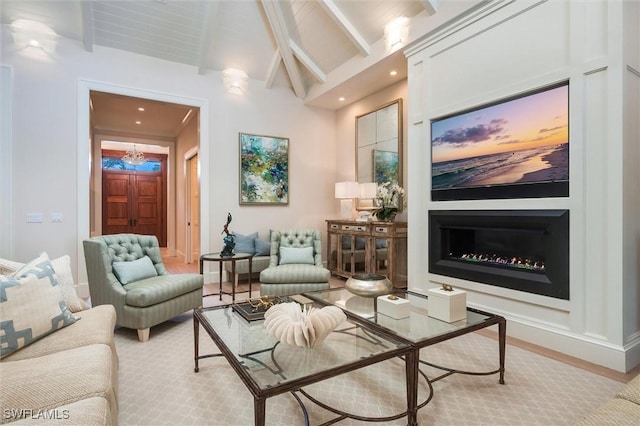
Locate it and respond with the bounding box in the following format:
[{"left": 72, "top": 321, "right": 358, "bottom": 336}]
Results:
[
  {"left": 51, "top": 212, "right": 63, "bottom": 222},
  {"left": 26, "top": 213, "right": 43, "bottom": 223}
]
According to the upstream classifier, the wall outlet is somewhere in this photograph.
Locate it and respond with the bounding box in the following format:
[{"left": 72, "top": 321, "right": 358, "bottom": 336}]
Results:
[
  {"left": 51, "top": 212, "right": 63, "bottom": 222},
  {"left": 26, "top": 213, "right": 43, "bottom": 223}
]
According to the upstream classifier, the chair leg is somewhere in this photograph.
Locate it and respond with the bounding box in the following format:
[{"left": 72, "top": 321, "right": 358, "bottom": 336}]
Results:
[{"left": 137, "top": 328, "right": 150, "bottom": 342}]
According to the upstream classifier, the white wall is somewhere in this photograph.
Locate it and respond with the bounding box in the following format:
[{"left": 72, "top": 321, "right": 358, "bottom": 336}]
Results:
[
  {"left": 0, "top": 65, "right": 12, "bottom": 258},
  {"left": 405, "top": 0, "right": 640, "bottom": 372},
  {"left": 1, "top": 27, "right": 337, "bottom": 283}
]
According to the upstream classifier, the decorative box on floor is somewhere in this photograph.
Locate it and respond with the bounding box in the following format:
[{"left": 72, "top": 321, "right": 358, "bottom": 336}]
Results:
[
  {"left": 427, "top": 285, "right": 467, "bottom": 323},
  {"left": 377, "top": 294, "right": 410, "bottom": 319}
]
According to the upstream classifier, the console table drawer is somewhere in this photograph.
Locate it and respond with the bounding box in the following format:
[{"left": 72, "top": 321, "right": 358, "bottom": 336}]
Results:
[{"left": 341, "top": 225, "right": 368, "bottom": 232}]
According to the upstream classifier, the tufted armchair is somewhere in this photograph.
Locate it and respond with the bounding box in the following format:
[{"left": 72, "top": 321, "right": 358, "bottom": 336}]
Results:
[
  {"left": 259, "top": 229, "right": 331, "bottom": 296},
  {"left": 83, "top": 234, "right": 203, "bottom": 342}
]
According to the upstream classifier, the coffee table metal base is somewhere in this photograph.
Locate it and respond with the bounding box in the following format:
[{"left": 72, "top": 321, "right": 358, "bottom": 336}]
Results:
[{"left": 193, "top": 311, "right": 418, "bottom": 426}]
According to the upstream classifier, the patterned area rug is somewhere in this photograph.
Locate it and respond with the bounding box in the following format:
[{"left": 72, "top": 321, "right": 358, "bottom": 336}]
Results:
[{"left": 115, "top": 313, "right": 621, "bottom": 425}]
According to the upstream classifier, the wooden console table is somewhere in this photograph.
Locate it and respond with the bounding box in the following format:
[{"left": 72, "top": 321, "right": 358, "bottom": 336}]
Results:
[{"left": 326, "top": 219, "right": 408, "bottom": 288}]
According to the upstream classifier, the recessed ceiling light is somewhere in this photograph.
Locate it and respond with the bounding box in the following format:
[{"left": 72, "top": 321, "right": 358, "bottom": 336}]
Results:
[
  {"left": 339, "top": 97, "right": 345, "bottom": 102},
  {"left": 135, "top": 121, "right": 141, "bottom": 125},
  {"left": 138, "top": 107, "right": 145, "bottom": 112},
  {"left": 390, "top": 70, "right": 397, "bottom": 76}
]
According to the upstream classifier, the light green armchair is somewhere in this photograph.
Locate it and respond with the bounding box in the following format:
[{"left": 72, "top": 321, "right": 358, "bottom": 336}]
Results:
[
  {"left": 259, "top": 229, "right": 330, "bottom": 296},
  {"left": 83, "top": 234, "right": 203, "bottom": 342}
]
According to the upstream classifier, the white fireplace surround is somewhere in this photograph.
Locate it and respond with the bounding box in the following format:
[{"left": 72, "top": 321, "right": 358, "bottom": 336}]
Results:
[{"left": 405, "top": 0, "right": 639, "bottom": 372}]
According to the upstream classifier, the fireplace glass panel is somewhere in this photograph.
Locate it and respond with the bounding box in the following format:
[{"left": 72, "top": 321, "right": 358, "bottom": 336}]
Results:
[{"left": 445, "top": 227, "right": 546, "bottom": 274}]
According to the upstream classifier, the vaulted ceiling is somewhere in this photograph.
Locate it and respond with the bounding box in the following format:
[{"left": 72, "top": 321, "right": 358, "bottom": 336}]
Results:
[
  {"left": 1, "top": 1, "right": 482, "bottom": 137},
  {"left": 0, "top": 1, "right": 444, "bottom": 107}
]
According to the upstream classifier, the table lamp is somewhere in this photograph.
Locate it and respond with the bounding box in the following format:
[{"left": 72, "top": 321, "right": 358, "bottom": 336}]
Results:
[
  {"left": 335, "top": 181, "right": 359, "bottom": 219},
  {"left": 356, "top": 182, "right": 377, "bottom": 221}
]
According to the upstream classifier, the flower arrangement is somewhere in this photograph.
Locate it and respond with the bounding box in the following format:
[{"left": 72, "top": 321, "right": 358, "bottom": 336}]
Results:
[{"left": 373, "top": 182, "right": 406, "bottom": 221}]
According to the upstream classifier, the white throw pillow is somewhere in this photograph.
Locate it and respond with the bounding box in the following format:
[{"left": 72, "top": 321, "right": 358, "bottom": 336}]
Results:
[
  {"left": 0, "top": 258, "right": 24, "bottom": 275},
  {"left": 1, "top": 254, "right": 77, "bottom": 358},
  {"left": 278, "top": 246, "right": 315, "bottom": 265},
  {"left": 112, "top": 255, "right": 158, "bottom": 285},
  {"left": 2, "top": 254, "right": 89, "bottom": 312},
  {"left": 50, "top": 255, "right": 89, "bottom": 312}
]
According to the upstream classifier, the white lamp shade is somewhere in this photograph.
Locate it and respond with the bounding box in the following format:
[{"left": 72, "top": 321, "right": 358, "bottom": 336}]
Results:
[{"left": 335, "top": 181, "right": 360, "bottom": 199}]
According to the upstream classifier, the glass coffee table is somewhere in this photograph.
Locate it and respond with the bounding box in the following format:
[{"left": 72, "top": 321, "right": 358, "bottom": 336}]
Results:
[
  {"left": 303, "top": 288, "right": 506, "bottom": 417},
  {"left": 193, "top": 301, "right": 414, "bottom": 426}
]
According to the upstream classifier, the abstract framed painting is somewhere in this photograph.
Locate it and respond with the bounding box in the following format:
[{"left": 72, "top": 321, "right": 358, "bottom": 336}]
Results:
[
  {"left": 373, "top": 149, "right": 399, "bottom": 185},
  {"left": 239, "top": 133, "right": 289, "bottom": 205}
]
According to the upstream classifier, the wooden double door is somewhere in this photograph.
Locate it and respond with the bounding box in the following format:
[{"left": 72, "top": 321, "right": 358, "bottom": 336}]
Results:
[{"left": 102, "top": 170, "right": 166, "bottom": 246}]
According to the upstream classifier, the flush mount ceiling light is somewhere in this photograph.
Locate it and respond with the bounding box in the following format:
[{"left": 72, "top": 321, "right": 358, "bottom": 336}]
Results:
[
  {"left": 10, "top": 19, "right": 58, "bottom": 53},
  {"left": 384, "top": 17, "right": 409, "bottom": 53},
  {"left": 222, "top": 68, "right": 248, "bottom": 95},
  {"left": 122, "top": 144, "right": 147, "bottom": 166}
]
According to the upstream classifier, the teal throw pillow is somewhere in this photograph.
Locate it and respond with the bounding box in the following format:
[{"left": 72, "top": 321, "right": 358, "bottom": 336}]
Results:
[
  {"left": 279, "top": 246, "right": 314, "bottom": 265},
  {"left": 255, "top": 238, "right": 272, "bottom": 256},
  {"left": 112, "top": 255, "right": 158, "bottom": 285},
  {"left": 232, "top": 232, "right": 258, "bottom": 254}
]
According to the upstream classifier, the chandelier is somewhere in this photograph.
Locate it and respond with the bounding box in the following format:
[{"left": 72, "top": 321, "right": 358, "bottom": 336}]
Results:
[{"left": 122, "top": 144, "right": 147, "bottom": 166}]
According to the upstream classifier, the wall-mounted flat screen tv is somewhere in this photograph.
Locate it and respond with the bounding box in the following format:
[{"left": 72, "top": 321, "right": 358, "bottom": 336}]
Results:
[{"left": 431, "top": 81, "right": 569, "bottom": 201}]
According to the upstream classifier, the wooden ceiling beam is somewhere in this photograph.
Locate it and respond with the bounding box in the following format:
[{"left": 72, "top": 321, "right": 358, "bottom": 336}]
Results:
[
  {"left": 80, "top": 0, "right": 94, "bottom": 52},
  {"left": 290, "top": 40, "right": 326, "bottom": 83},
  {"left": 260, "top": 0, "right": 306, "bottom": 98},
  {"left": 264, "top": 50, "right": 281, "bottom": 89},
  {"left": 196, "top": 1, "right": 220, "bottom": 75},
  {"left": 420, "top": 0, "right": 439, "bottom": 16},
  {"left": 318, "top": 0, "right": 369, "bottom": 56}
]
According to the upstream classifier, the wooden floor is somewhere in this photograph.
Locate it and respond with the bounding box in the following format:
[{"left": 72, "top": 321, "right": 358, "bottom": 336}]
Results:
[{"left": 161, "top": 249, "right": 639, "bottom": 384}]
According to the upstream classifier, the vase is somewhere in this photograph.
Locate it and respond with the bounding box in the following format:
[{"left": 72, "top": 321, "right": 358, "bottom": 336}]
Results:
[
  {"left": 374, "top": 208, "right": 397, "bottom": 222},
  {"left": 345, "top": 273, "right": 393, "bottom": 297}
]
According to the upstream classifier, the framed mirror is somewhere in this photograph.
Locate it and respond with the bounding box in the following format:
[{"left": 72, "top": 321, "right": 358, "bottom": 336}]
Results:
[{"left": 356, "top": 99, "right": 402, "bottom": 188}]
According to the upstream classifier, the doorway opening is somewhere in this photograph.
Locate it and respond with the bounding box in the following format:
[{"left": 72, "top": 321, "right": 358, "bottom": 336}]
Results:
[{"left": 77, "top": 80, "right": 211, "bottom": 287}]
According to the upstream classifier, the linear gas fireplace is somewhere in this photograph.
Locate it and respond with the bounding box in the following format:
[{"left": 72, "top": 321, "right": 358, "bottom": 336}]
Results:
[{"left": 429, "top": 210, "right": 569, "bottom": 300}]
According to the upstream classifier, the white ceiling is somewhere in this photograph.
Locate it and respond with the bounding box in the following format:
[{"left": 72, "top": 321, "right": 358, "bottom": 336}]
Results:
[{"left": 1, "top": 0, "right": 478, "bottom": 137}]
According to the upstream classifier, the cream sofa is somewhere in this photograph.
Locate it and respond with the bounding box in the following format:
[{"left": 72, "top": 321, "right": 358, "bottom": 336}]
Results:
[
  {"left": 577, "top": 373, "right": 640, "bottom": 425},
  {"left": 0, "top": 304, "right": 118, "bottom": 425},
  {"left": 1, "top": 256, "right": 118, "bottom": 425}
]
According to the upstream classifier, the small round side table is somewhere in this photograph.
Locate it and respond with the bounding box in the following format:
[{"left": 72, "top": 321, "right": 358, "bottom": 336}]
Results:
[{"left": 199, "top": 252, "right": 254, "bottom": 302}]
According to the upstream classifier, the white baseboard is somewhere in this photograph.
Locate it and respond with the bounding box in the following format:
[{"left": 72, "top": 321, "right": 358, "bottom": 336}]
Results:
[{"left": 502, "top": 314, "right": 635, "bottom": 373}]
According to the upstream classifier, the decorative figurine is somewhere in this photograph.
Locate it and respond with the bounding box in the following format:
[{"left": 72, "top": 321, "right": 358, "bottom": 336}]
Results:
[
  {"left": 441, "top": 284, "right": 454, "bottom": 292},
  {"left": 220, "top": 212, "right": 235, "bottom": 257}
]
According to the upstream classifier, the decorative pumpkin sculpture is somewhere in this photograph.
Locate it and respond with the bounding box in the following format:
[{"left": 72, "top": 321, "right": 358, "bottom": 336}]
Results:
[{"left": 263, "top": 302, "right": 346, "bottom": 348}]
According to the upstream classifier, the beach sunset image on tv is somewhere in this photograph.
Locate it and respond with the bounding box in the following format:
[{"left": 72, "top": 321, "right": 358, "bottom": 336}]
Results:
[{"left": 431, "top": 83, "right": 569, "bottom": 193}]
